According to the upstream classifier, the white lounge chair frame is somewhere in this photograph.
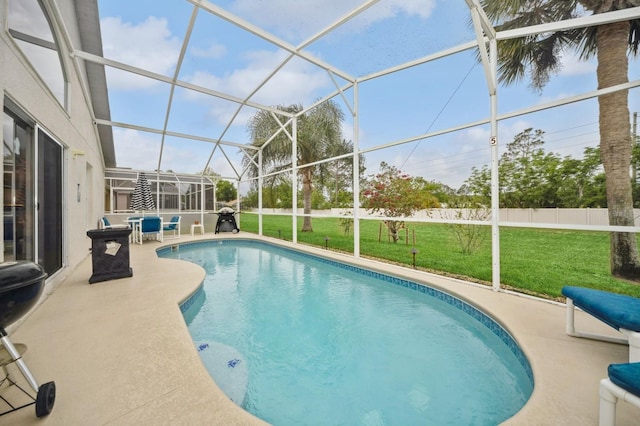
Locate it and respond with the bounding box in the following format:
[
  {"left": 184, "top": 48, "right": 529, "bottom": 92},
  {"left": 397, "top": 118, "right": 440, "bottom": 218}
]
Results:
[
  {"left": 162, "top": 216, "right": 181, "bottom": 240},
  {"left": 100, "top": 217, "right": 128, "bottom": 230},
  {"left": 599, "top": 378, "right": 640, "bottom": 426},
  {"left": 565, "top": 298, "right": 640, "bottom": 363},
  {"left": 136, "top": 217, "right": 163, "bottom": 244}
]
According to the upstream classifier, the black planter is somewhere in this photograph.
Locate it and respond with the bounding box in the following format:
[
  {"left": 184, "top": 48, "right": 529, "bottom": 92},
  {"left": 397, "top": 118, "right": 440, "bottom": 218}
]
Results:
[{"left": 87, "top": 228, "right": 133, "bottom": 284}]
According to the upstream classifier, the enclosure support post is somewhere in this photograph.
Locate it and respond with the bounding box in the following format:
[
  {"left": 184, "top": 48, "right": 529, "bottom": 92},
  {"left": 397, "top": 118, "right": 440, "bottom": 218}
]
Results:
[
  {"left": 353, "top": 82, "right": 361, "bottom": 258},
  {"left": 200, "top": 177, "right": 205, "bottom": 225},
  {"left": 467, "top": 0, "right": 501, "bottom": 291},
  {"left": 489, "top": 43, "right": 500, "bottom": 291},
  {"left": 489, "top": 37, "right": 500, "bottom": 291},
  {"left": 258, "top": 149, "right": 263, "bottom": 236},
  {"left": 235, "top": 179, "right": 241, "bottom": 229},
  {"left": 213, "top": 178, "right": 217, "bottom": 211},
  {"left": 292, "top": 118, "right": 298, "bottom": 244}
]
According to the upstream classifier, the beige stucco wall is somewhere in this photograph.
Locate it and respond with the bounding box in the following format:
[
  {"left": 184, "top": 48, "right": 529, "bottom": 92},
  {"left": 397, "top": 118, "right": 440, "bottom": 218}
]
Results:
[{"left": 0, "top": 0, "right": 106, "bottom": 290}]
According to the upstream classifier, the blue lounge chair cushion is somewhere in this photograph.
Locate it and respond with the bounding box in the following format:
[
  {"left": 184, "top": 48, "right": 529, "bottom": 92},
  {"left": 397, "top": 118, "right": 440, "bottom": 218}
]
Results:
[
  {"left": 562, "top": 286, "right": 640, "bottom": 332},
  {"left": 608, "top": 362, "right": 640, "bottom": 396},
  {"left": 163, "top": 216, "right": 180, "bottom": 231},
  {"left": 141, "top": 217, "right": 161, "bottom": 233}
]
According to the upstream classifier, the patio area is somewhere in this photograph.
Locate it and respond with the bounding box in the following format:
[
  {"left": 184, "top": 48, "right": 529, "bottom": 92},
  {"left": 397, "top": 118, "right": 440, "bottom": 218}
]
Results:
[{"left": 1, "top": 232, "right": 637, "bottom": 425}]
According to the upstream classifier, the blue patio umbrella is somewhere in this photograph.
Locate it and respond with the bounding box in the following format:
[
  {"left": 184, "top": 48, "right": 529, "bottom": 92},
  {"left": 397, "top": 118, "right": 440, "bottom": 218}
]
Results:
[{"left": 130, "top": 172, "right": 155, "bottom": 212}]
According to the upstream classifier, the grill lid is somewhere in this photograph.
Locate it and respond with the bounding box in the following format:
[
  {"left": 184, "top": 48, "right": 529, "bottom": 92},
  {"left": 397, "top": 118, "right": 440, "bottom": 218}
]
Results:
[{"left": 0, "top": 261, "right": 48, "bottom": 293}]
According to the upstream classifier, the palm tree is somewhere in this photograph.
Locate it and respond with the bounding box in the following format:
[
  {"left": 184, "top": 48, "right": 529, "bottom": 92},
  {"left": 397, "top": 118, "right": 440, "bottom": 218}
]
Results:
[
  {"left": 244, "top": 100, "right": 345, "bottom": 232},
  {"left": 479, "top": 0, "right": 640, "bottom": 280}
]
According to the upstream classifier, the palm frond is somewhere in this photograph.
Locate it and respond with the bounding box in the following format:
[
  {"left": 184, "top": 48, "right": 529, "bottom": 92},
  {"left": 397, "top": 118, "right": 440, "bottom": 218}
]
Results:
[
  {"left": 478, "top": 0, "right": 638, "bottom": 89},
  {"left": 242, "top": 99, "right": 346, "bottom": 188}
]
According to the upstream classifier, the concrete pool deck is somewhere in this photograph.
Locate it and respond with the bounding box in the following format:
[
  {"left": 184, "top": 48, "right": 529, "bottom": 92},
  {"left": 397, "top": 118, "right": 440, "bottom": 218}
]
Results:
[{"left": 1, "top": 232, "right": 637, "bottom": 425}]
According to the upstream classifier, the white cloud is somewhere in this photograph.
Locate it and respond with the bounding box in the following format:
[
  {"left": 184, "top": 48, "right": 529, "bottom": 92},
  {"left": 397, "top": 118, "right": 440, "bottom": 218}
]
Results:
[
  {"left": 113, "top": 129, "right": 244, "bottom": 176},
  {"left": 113, "top": 129, "right": 162, "bottom": 170},
  {"left": 466, "top": 126, "right": 490, "bottom": 143},
  {"left": 210, "top": 155, "right": 242, "bottom": 179},
  {"left": 190, "top": 42, "right": 227, "bottom": 59},
  {"left": 100, "top": 16, "right": 182, "bottom": 90},
  {"left": 183, "top": 50, "right": 332, "bottom": 126},
  {"left": 355, "top": 0, "right": 436, "bottom": 24},
  {"left": 558, "top": 50, "right": 596, "bottom": 76},
  {"left": 230, "top": 0, "right": 436, "bottom": 40}
]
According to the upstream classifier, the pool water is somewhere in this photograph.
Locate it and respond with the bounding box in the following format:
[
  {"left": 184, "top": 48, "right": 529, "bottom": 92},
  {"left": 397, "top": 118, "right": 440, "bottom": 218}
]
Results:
[{"left": 159, "top": 240, "right": 533, "bottom": 425}]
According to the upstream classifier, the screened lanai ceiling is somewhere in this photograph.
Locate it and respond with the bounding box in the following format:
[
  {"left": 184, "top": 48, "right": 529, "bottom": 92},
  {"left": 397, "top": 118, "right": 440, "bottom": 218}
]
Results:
[{"left": 81, "top": 0, "right": 640, "bottom": 190}]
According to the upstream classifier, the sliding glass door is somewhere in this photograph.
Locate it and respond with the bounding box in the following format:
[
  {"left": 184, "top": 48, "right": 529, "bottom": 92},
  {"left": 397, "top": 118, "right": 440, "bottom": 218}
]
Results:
[
  {"left": 3, "top": 108, "right": 64, "bottom": 275},
  {"left": 3, "top": 111, "right": 35, "bottom": 262},
  {"left": 38, "top": 130, "right": 63, "bottom": 275}
]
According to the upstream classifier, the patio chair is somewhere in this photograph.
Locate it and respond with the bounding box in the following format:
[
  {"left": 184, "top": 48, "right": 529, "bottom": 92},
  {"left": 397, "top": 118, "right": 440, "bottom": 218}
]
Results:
[
  {"left": 562, "top": 286, "right": 640, "bottom": 362},
  {"left": 100, "top": 216, "right": 128, "bottom": 229},
  {"left": 137, "top": 217, "right": 163, "bottom": 244},
  {"left": 599, "top": 362, "right": 640, "bottom": 425},
  {"left": 162, "top": 216, "right": 181, "bottom": 240}
]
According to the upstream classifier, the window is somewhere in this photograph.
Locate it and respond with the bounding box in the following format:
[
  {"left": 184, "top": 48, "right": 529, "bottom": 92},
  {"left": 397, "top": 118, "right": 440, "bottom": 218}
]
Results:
[{"left": 7, "top": 0, "right": 67, "bottom": 107}]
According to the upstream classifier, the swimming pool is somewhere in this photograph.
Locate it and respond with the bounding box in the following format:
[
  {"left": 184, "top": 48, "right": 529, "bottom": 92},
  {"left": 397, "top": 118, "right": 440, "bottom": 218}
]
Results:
[{"left": 159, "top": 240, "right": 533, "bottom": 425}]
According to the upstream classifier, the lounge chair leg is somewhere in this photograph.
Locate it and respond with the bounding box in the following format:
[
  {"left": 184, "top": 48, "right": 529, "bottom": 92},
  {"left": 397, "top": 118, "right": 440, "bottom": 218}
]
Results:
[
  {"left": 599, "top": 379, "right": 617, "bottom": 426},
  {"left": 565, "top": 297, "right": 577, "bottom": 336},
  {"left": 627, "top": 332, "right": 640, "bottom": 363}
]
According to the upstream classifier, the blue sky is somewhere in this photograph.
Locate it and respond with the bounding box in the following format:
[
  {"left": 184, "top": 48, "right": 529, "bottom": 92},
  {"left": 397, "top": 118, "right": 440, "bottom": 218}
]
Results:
[{"left": 96, "top": 0, "right": 640, "bottom": 191}]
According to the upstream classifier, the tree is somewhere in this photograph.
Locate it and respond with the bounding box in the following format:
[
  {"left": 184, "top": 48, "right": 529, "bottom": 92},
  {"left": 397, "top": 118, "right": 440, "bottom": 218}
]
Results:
[
  {"left": 361, "top": 162, "right": 440, "bottom": 242},
  {"left": 465, "top": 165, "right": 492, "bottom": 205},
  {"left": 241, "top": 189, "right": 259, "bottom": 209},
  {"left": 464, "top": 133, "right": 608, "bottom": 208},
  {"left": 500, "top": 128, "right": 564, "bottom": 208},
  {"left": 479, "top": 1, "right": 640, "bottom": 279},
  {"left": 216, "top": 180, "right": 237, "bottom": 202},
  {"left": 317, "top": 139, "right": 365, "bottom": 207},
  {"left": 243, "top": 100, "right": 345, "bottom": 232},
  {"left": 556, "top": 147, "right": 607, "bottom": 207},
  {"left": 466, "top": 128, "right": 560, "bottom": 207},
  {"left": 243, "top": 180, "right": 294, "bottom": 209}
]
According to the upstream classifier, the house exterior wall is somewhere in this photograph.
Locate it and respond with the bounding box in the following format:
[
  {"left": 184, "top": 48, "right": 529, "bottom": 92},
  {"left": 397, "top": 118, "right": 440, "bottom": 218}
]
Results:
[{"left": 0, "top": 0, "right": 107, "bottom": 291}]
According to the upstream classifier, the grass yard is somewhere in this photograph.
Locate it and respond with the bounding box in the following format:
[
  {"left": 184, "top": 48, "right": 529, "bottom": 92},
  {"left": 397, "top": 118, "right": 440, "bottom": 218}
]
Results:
[{"left": 238, "top": 212, "right": 640, "bottom": 300}]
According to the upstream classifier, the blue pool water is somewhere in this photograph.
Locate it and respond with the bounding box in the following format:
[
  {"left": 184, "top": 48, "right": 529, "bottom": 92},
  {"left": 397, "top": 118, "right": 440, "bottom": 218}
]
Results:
[{"left": 158, "top": 240, "right": 533, "bottom": 425}]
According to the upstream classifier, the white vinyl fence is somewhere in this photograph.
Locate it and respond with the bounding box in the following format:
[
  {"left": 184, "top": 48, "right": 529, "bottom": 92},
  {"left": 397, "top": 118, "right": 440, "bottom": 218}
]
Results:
[{"left": 254, "top": 208, "right": 640, "bottom": 226}]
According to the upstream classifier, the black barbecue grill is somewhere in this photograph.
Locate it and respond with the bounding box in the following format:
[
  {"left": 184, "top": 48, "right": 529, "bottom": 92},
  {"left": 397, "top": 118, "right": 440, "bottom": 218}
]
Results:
[
  {"left": 0, "top": 261, "right": 55, "bottom": 418},
  {"left": 214, "top": 207, "right": 240, "bottom": 234}
]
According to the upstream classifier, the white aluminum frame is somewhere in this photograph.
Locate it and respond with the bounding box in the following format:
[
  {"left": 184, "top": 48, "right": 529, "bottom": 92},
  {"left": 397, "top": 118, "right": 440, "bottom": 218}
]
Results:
[{"left": 63, "top": 2, "right": 640, "bottom": 291}]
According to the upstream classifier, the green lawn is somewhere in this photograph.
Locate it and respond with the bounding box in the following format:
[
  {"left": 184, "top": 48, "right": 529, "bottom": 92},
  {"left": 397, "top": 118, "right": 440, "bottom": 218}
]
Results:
[{"left": 238, "top": 212, "right": 640, "bottom": 300}]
